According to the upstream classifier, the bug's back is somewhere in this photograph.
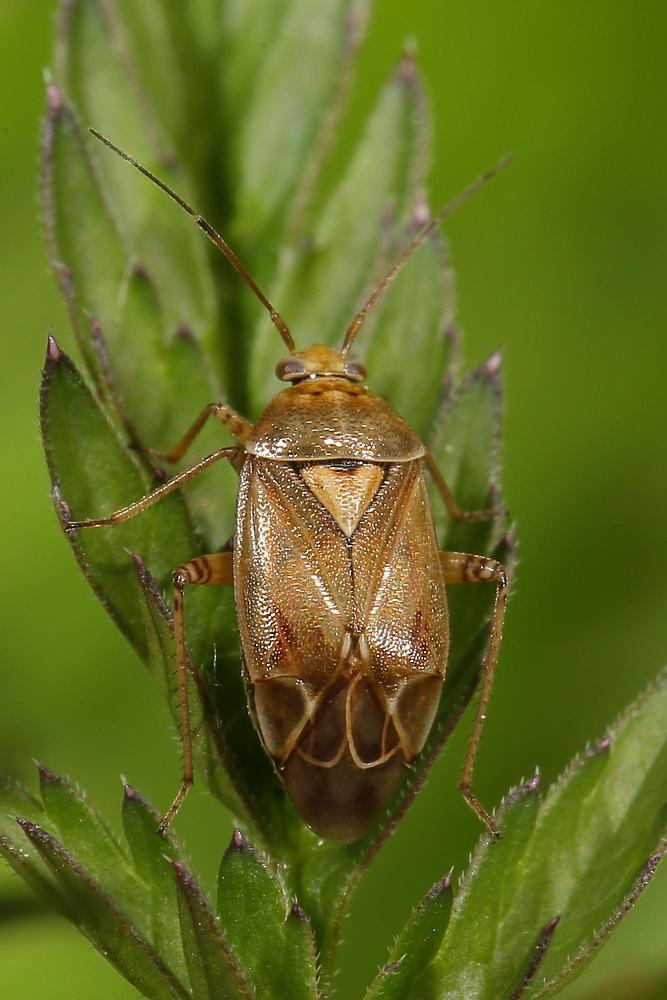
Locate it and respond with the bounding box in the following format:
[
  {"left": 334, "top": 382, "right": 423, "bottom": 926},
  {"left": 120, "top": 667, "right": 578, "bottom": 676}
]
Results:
[{"left": 235, "top": 379, "right": 448, "bottom": 841}]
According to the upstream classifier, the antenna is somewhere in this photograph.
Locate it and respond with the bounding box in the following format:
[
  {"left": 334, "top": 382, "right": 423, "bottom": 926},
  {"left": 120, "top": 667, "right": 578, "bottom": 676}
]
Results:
[
  {"left": 89, "top": 129, "right": 296, "bottom": 353},
  {"left": 341, "top": 155, "right": 513, "bottom": 356}
]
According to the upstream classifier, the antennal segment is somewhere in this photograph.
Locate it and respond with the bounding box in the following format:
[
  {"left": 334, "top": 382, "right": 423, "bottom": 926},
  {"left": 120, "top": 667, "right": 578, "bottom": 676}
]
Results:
[
  {"left": 89, "top": 128, "right": 296, "bottom": 352},
  {"left": 341, "top": 155, "right": 514, "bottom": 356}
]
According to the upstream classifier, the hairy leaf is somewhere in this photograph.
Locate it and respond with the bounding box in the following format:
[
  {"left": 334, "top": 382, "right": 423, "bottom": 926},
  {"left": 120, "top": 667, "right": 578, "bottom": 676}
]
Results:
[
  {"left": 174, "top": 861, "right": 252, "bottom": 999},
  {"left": 365, "top": 871, "right": 454, "bottom": 1000},
  {"left": 18, "top": 820, "right": 189, "bottom": 1000},
  {"left": 217, "top": 829, "right": 318, "bottom": 999},
  {"left": 431, "top": 670, "right": 667, "bottom": 999}
]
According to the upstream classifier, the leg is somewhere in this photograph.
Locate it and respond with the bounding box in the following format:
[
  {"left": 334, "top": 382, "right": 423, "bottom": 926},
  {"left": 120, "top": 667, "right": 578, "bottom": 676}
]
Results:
[
  {"left": 425, "top": 452, "right": 503, "bottom": 521},
  {"left": 148, "top": 402, "right": 254, "bottom": 463},
  {"left": 67, "top": 447, "right": 240, "bottom": 529},
  {"left": 441, "top": 550, "right": 509, "bottom": 838},
  {"left": 160, "top": 551, "right": 234, "bottom": 833}
]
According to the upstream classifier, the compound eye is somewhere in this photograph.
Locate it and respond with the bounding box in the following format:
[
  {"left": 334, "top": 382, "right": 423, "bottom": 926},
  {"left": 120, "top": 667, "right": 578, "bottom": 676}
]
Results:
[
  {"left": 276, "top": 357, "right": 307, "bottom": 381},
  {"left": 344, "top": 359, "right": 366, "bottom": 382}
]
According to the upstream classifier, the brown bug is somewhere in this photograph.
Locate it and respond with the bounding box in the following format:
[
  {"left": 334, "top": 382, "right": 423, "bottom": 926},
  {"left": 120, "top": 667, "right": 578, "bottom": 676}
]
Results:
[{"left": 67, "top": 129, "right": 510, "bottom": 842}]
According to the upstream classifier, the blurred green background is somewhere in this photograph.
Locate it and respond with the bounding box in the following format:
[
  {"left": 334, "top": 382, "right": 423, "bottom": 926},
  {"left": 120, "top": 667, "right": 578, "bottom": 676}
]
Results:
[{"left": 1, "top": 1, "right": 666, "bottom": 997}]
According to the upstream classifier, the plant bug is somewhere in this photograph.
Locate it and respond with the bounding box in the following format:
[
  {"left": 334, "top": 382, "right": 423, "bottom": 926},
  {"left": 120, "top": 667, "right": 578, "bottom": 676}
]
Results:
[{"left": 66, "top": 129, "right": 510, "bottom": 842}]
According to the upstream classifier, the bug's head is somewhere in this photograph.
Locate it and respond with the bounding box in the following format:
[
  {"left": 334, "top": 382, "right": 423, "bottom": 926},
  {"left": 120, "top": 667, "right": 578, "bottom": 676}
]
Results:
[{"left": 275, "top": 344, "right": 366, "bottom": 384}]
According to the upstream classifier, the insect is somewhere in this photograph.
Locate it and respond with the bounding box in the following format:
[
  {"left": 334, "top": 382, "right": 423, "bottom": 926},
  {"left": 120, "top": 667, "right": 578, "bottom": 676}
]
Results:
[{"left": 67, "top": 129, "right": 510, "bottom": 842}]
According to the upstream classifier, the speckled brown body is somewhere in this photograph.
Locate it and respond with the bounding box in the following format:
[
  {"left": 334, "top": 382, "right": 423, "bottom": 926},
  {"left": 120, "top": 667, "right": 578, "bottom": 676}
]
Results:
[
  {"left": 70, "top": 130, "right": 510, "bottom": 840},
  {"left": 236, "top": 377, "right": 447, "bottom": 841}
]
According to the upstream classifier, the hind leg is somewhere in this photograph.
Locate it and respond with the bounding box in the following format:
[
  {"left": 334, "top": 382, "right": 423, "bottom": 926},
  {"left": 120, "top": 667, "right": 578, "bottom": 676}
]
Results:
[{"left": 441, "top": 550, "right": 509, "bottom": 838}]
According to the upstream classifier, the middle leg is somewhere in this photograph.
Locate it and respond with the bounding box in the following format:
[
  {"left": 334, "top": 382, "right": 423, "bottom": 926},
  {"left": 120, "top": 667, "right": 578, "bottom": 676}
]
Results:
[
  {"left": 160, "top": 551, "right": 234, "bottom": 833},
  {"left": 425, "top": 452, "right": 504, "bottom": 522}
]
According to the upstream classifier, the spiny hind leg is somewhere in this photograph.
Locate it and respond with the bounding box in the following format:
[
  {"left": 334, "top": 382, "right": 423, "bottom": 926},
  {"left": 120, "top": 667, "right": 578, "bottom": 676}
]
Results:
[
  {"left": 148, "top": 403, "right": 253, "bottom": 463},
  {"left": 160, "top": 551, "right": 234, "bottom": 834},
  {"left": 441, "top": 550, "right": 509, "bottom": 838},
  {"left": 426, "top": 452, "right": 504, "bottom": 521}
]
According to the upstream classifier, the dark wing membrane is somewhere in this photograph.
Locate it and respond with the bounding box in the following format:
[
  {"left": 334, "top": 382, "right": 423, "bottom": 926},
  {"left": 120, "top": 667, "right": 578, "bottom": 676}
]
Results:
[{"left": 352, "top": 461, "right": 448, "bottom": 756}]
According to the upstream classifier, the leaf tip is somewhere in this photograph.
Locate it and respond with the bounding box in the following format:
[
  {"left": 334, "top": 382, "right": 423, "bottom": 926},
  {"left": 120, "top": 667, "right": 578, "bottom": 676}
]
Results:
[
  {"left": 45, "top": 80, "right": 64, "bottom": 116},
  {"left": 37, "top": 763, "right": 61, "bottom": 786},
  {"left": 398, "top": 39, "right": 418, "bottom": 76},
  {"left": 289, "top": 901, "right": 309, "bottom": 923},
  {"left": 230, "top": 826, "right": 253, "bottom": 853},
  {"left": 176, "top": 323, "right": 196, "bottom": 344},
  {"left": 503, "top": 770, "right": 541, "bottom": 811},
  {"left": 425, "top": 867, "right": 454, "bottom": 901},
  {"left": 131, "top": 552, "right": 147, "bottom": 575},
  {"left": 524, "top": 770, "right": 541, "bottom": 794},
  {"left": 121, "top": 778, "right": 141, "bottom": 803},
  {"left": 483, "top": 349, "right": 503, "bottom": 381},
  {"left": 15, "top": 817, "right": 43, "bottom": 842},
  {"left": 46, "top": 334, "right": 62, "bottom": 366}
]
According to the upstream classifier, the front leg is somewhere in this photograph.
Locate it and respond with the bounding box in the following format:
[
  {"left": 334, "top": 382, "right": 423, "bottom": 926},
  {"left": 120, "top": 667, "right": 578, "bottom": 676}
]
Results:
[
  {"left": 441, "top": 550, "right": 509, "bottom": 838},
  {"left": 147, "top": 402, "right": 253, "bottom": 463},
  {"left": 67, "top": 447, "right": 240, "bottom": 529}
]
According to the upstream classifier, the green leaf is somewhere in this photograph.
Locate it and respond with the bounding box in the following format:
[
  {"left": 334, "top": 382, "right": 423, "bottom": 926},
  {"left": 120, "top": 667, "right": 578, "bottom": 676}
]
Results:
[
  {"left": 429, "top": 350, "right": 504, "bottom": 552},
  {"left": 0, "top": 776, "right": 66, "bottom": 915},
  {"left": 431, "top": 669, "right": 667, "bottom": 999},
  {"left": 507, "top": 917, "right": 561, "bottom": 1000},
  {"left": 42, "top": 86, "right": 128, "bottom": 383},
  {"left": 54, "top": 0, "right": 217, "bottom": 340},
  {"left": 40, "top": 338, "right": 198, "bottom": 656},
  {"left": 224, "top": 0, "right": 369, "bottom": 257},
  {"left": 430, "top": 776, "right": 545, "bottom": 999},
  {"left": 248, "top": 56, "right": 429, "bottom": 411},
  {"left": 365, "top": 871, "right": 454, "bottom": 1000},
  {"left": 173, "top": 861, "right": 252, "bottom": 1000},
  {"left": 217, "top": 829, "right": 318, "bottom": 1000},
  {"left": 363, "top": 227, "right": 454, "bottom": 439},
  {"left": 429, "top": 352, "right": 507, "bottom": 671},
  {"left": 38, "top": 766, "right": 151, "bottom": 935},
  {"left": 121, "top": 783, "right": 189, "bottom": 984},
  {"left": 17, "top": 819, "right": 189, "bottom": 1000}
]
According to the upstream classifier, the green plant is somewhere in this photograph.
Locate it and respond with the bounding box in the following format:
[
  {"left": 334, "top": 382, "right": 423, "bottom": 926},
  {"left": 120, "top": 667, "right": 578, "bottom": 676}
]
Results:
[{"left": 2, "top": 2, "right": 664, "bottom": 997}]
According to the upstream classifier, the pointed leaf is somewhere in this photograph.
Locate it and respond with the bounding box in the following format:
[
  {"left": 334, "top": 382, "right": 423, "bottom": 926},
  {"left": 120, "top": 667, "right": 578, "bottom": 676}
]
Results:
[
  {"left": 0, "top": 776, "right": 66, "bottom": 914},
  {"left": 18, "top": 820, "right": 189, "bottom": 1000},
  {"left": 40, "top": 338, "right": 198, "bottom": 655},
  {"left": 173, "top": 861, "right": 252, "bottom": 999},
  {"left": 42, "top": 85, "right": 128, "bottom": 382},
  {"left": 432, "top": 776, "right": 545, "bottom": 998},
  {"left": 429, "top": 351, "right": 504, "bottom": 551},
  {"left": 249, "top": 57, "right": 429, "bottom": 410},
  {"left": 54, "top": 0, "right": 217, "bottom": 339},
  {"left": 38, "top": 766, "right": 151, "bottom": 936},
  {"left": 121, "top": 783, "right": 189, "bottom": 983},
  {"left": 430, "top": 670, "right": 667, "bottom": 999},
  {"left": 217, "top": 830, "right": 318, "bottom": 999},
  {"left": 364, "top": 225, "right": 454, "bottom": 439},
  {"left": 365, "top": 871, "right": 454, "bottom": 1000},
  {"left": 225, "top": 0, "right": 369, "bottom": 255}
]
